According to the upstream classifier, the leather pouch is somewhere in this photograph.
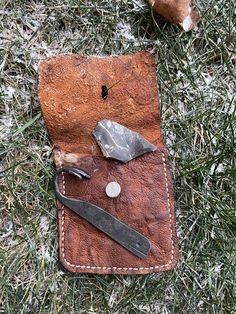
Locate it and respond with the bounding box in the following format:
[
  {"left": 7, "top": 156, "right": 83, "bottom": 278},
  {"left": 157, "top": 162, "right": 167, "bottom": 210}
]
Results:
[{"left": 38, "top": 51, "right": 178, "bottom": 274}]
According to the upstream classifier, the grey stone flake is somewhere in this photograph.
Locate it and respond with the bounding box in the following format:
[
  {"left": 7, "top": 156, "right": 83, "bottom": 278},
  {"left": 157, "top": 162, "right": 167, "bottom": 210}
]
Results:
[{"left": 93, "top": 119, "right": 156, "bottom": 163}]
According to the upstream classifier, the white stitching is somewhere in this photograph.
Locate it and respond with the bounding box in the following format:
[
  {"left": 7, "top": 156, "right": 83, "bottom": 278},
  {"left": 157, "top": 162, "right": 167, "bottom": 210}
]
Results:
[
  {"left": 58, "top": 150, "right": 174, "bottom": 271},
  {"left": 58, "top": 153, "right": 66, "bottom": 260}
]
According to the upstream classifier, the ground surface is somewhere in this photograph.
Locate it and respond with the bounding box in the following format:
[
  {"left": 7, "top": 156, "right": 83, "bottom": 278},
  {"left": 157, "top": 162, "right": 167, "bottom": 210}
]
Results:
[{"left": 0, "top": 0, "right": 235, "bottom": 313}]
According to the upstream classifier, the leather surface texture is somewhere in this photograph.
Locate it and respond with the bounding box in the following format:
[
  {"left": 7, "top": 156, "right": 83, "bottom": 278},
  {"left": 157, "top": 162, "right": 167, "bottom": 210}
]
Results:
[{"left": 38, "top": 51, "right": 179, "bottom": 274}]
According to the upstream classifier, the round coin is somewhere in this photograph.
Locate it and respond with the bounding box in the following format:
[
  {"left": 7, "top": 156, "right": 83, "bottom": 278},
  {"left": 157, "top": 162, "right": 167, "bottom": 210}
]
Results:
[{"left": 105, "top": 181, "right": 121, "bottom": 198}]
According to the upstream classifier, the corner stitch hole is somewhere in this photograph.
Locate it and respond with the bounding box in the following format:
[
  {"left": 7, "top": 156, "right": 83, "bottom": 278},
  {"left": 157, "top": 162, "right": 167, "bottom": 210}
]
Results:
[{"left": 101, "top": 85, "right": 108, "bottom": 100}]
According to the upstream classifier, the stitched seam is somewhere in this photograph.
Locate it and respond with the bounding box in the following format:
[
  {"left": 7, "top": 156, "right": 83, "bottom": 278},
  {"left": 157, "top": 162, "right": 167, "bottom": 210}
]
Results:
[
  {"left": 58, "top": 153, "right": 66, "bottom": 262},
  {"left": 59, "top": 150, "right": 174, "bottom": 270}
]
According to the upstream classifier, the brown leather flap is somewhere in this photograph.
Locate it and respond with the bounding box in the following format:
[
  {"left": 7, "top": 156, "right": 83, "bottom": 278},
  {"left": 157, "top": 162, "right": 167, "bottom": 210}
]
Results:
[{"left": 38, "top": 51, "right": 163, "bottom": 155}]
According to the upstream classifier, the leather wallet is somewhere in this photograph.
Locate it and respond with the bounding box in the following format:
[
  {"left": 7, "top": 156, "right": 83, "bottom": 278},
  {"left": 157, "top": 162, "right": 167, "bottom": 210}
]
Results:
[{"left": 38, "top": 51, "right": 178, "bottom": 274}]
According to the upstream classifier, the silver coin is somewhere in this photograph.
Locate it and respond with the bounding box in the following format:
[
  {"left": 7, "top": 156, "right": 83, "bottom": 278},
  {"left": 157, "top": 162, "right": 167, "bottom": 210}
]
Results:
[{"left": 105, "top": 181, "right": 121, "bottom": 198}]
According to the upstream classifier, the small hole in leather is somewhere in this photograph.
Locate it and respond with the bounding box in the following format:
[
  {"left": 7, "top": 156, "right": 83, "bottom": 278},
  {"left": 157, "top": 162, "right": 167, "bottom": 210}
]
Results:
[{"left": 101, "top": 85, "right": 108, "bottom": 99}]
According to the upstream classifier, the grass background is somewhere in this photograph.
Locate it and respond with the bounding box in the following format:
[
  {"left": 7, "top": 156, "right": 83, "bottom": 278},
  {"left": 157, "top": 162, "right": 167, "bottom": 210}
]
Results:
[{"left": 0, "top": 0, "right": 235, "bottom": 313}]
